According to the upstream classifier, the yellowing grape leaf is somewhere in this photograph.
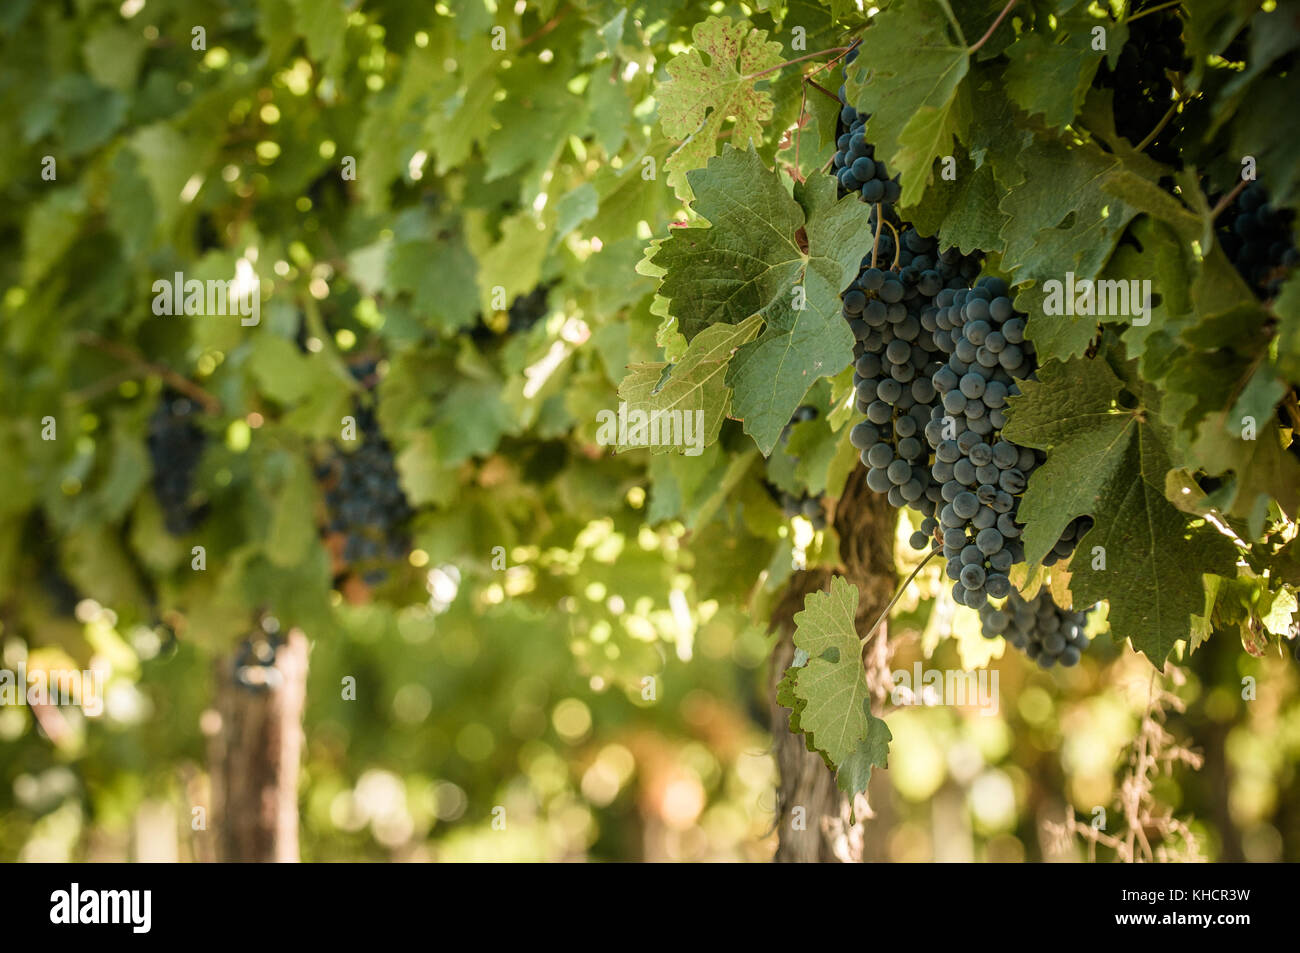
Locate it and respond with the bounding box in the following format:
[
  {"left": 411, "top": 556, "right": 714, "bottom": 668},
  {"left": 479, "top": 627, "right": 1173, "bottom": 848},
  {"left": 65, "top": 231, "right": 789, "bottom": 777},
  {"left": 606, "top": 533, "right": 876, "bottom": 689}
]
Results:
[
  {"left": 657, "top": 16, "right": 784, "bottom": 201},
  {"left": 617, "top": 315, "right": 763, "bottom": 454}
]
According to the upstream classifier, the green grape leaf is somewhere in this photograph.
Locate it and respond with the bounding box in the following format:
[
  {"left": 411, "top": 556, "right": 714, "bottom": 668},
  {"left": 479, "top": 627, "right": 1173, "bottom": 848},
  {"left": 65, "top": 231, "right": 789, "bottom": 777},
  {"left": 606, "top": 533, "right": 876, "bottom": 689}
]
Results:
[
  {"left": 788, "top": 415, "right": 841, "bottom": 496},
  {"left": 1275, "top": 273, "right": 1300, "bottom": 385},
  {"left": 1001, "top": 136, "right": 1163, "bottom": 362},
  {"left": 646, "top": 444, "right": 721, "bottom": 524},
  {"left": 999, "top": 135, "right": 1141, "bottom": 278},
  {"left": 1260, "top": 584, "right": 1298, "bottom": 637},
  {"left": 588, "top": 139, "right": 675, "bottom": 246},
  {"left": 290, "top": 0, "right": 349, "bottom": 65},
  {"left": 903, "top": 152, "right": 1003, "bottom": 253},
  {"left": 789, "top": 575, "right": 890, "bottom": 780},
  {"left": 617, "top": 315, "right": 763, "bottom": 455},
  {"left": 354, "top": 47, "right": 445, "bottom": 209},
  {"left": 552, "top": 183, "right": 599, "bottom": 244},
  {"left": 653, "top": 147, "right": 805, "bottom": 340},
  {"left": 426, "top": 40, "right": 498, "bottom": 177},
  {"left": 1224, "top": 34, "right": 1300, "bottom": 209},
  {"left": 901, "top": 66, "right": 1029, "bottom": 254},
  {"left": 1115, "top": 216, "right": 1195, "bottom": 372},
  {"left": 1003, "top": 357, "right": 1237, "bottom": 664},
  {"left": 129, "top": 123, "right": 214, "bottom": 235},
  {"left": 432, "top": 377, "right": 515, "bottom": 465},
  {"left": 487, "top": 59, "right": 588, "bottom": 183},
  {"left": 263, "top": 452, "right": 319, "bottom": 569},
  {"left": 1188, "top": 572, "right": 1225, "bottom": 652},
  {"left": 82, "top": 24, "right": 147, "bottom": 93},
  {"left": 726, "top": 171, "right": 872, "bottom": 454},
  {"left": 835, "top": 716, "right": 893, "bottom": 798},
  {"left": 1189, "top": 410, "right": 1300, "bottom": 538},
  {"left": 689, "top": 517, "right": 778, "bottom": 599},
  {"left": 389, "top": 236, "right": 480, "bottom": 333},
  {"left": 247, "top": 335, "right": 354, "bottom": 440},
  {"left": 22, "top": 186, "right": 87, "bottom": 286},
  {"left": 470, "top": 211, "right": 552, "bottom": 315},
  {"left": 657, "top": 16, "right": 784, "bottom": 201},
  {"left": 62, "top": 525, "right": 151, "bottom": 616},
  {"left": 776, "top": 663, "right": 806, "bottom": 735},
  {"left": 845, "top": 0, "right": 971, "bottom": 207},
  {"left": 650, "top": 148, "right": 870, "bottom": 453},
  {"left": 395, "top": 432, "right": 461, "bottom": 508},
  {"left": 1001, "top": 13, "right": 1105, "bottom": 130}
]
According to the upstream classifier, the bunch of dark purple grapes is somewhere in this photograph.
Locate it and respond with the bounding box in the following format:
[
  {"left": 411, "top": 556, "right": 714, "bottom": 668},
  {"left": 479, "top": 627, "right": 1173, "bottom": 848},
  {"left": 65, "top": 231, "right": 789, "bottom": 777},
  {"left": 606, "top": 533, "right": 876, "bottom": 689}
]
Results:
[
  {"left": 472, "top": 286, "right": 551, "bottom": 342},
  {"left": 147, "top": 391, "right": 210, "bottom": 535},
  {"left": 776, "top": 405, "right": 827, "bottom": 531},
  {"left": 1093, "top": 2, "right": 1190, "bottom": 165},
  {"left": 833, "top": 40, "right": 1091, "bottom": 606},
  {"left": 926, "top": 277, "right": 1093, "bottom": 608},
  {"left": 980, "top": 588, "right": 1094, "bottom": 668},
  {"left": 846, "top": 228, "right": 982, "bottom": 536},
  {"left": 832, "top": 47, "right": 902, "bottom": 218},
  {"left": 1218, "top": 182, "right": 1298, "bottom": 299},
  {"left": 317, "top": 360, "right": 413, "bottom": 587}
]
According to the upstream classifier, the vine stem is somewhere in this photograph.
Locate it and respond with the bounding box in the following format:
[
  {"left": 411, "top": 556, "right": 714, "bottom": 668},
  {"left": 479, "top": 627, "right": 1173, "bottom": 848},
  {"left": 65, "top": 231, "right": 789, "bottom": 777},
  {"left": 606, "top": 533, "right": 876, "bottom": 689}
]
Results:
[
  {"left": 798, "top": 39, "right": 864, "bottom": 180},
  {"left": 1125, "top": 0, "right": 1182, "bottom": 24},
  {"left": 809, "top": 37, "right": 862, "bottom": 78},
  {"left": 1127, "top": 670, "right": 1161, "bottom": 863},
  {"left": 859, "top": 547, "right": 941, "bottom": 643},
  {"left": 1133, "top": 98, "right": 1179, "bottom": 153},
  {"left": 791, "top": 80, "right": 809, "bottom": 183},
  {"left": 1281, "top": 389, "right": 1300, "bottom": 434},
  {"left": 743, "top": 46, "right": 850, "bottom": 81},
  {"left": 870, "top": 203, "right": 885, "bottom": 268},
  {"left": 869, "top": 211, "right": 901, "bottom": 270},
  {"left": 803, "top": 77, "right": 841, "bottom": 104},
  {"left": 969, "top": 0, "right": 1018, "bottom": 54},
  {"left": 75, "top": 331, "right": 222, "bottom": 414},
  {"left": 1210, "top": 177, "right": 1250, "bottom": 222},
  {"left": 519, "top": 9, "right": 568, "bottom": 48},
  {"left": 65, "top": 367, "right": 142, "bottom": 406}
]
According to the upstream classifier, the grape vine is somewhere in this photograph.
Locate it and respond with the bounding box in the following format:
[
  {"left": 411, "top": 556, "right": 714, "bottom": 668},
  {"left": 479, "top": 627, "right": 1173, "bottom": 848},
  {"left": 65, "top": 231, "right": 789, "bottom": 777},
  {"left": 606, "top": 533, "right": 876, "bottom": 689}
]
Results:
[{"left": 630, "top": 2, "right": 1300, "bottom": 807}]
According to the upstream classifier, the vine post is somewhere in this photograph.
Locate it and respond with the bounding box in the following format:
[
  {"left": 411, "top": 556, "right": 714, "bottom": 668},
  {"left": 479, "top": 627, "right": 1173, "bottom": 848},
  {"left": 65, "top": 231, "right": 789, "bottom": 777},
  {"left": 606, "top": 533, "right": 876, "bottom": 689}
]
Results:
[{"left": 210, "top": 630, "right": 309, "bottom": 863}]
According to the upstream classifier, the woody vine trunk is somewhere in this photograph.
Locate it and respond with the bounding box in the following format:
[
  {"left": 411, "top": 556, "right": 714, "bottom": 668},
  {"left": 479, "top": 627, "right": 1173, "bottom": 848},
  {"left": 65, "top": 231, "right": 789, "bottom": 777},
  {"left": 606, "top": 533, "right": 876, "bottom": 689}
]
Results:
[
  {"left": 769, "top": 467, "right": 896, "bottom": 862},
  {"left": 210, "top": 630, "right": 309, "bottom": 862}
]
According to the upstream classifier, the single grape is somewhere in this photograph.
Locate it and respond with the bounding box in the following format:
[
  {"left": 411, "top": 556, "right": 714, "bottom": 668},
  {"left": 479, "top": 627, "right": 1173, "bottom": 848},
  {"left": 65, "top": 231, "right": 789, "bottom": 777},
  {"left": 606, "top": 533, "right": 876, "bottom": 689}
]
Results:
[
  {"left": 866, "top": 442, "right": 894, "bottom": 468},
  {"left": 975, "top": 527, "right": 1004, "bottom": 555},
  {"left": 959, "top": 563, "right": 986, "bottom": 590},
  {"left": 887, "top": 459, "right": 911, "bottom": 485}
]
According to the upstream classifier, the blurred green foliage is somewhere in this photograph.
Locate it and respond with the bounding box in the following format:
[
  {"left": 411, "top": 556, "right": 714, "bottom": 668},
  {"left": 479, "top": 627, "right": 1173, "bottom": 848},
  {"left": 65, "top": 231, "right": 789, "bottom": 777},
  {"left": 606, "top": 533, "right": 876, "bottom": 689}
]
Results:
[{"left": 0, "top": 0, "right": 1297, "bottom": 863}]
